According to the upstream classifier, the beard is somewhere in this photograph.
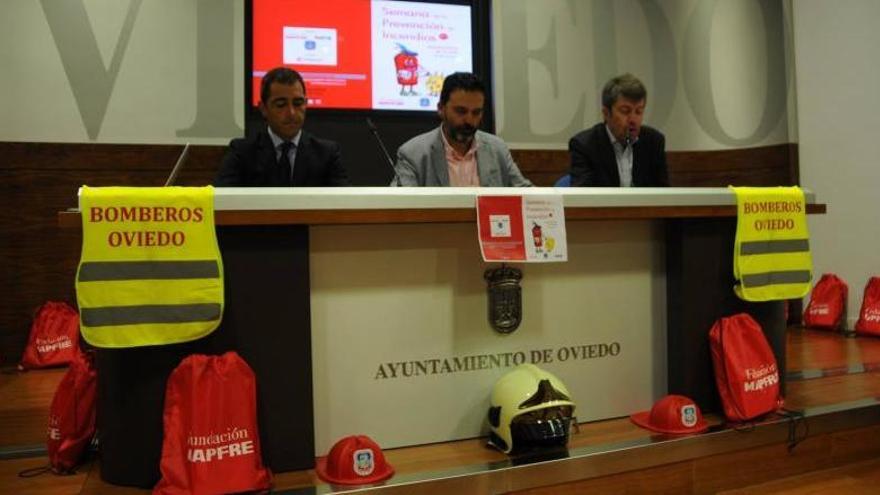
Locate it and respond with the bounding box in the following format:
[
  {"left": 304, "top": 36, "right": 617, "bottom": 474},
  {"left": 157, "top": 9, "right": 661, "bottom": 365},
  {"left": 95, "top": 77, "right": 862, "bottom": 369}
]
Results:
[{"left": 448, "top": 124, "right": 477, "bottom": 144}]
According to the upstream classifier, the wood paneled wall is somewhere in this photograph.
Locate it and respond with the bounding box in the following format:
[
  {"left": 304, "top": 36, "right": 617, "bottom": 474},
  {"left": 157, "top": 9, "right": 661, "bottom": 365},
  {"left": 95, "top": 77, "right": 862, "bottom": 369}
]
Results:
[
  {"left": 0, "top": 143, "right": 225, "bottom": 361},
  {"left": 0, "top": 142, "right": 797, "bottom": 361}
]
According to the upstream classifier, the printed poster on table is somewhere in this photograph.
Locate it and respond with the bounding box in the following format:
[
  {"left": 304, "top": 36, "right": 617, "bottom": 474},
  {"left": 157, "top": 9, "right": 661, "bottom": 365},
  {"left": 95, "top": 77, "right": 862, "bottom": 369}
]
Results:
[{"left": 476, "top": 195, "right": 567, "bottom": 262}]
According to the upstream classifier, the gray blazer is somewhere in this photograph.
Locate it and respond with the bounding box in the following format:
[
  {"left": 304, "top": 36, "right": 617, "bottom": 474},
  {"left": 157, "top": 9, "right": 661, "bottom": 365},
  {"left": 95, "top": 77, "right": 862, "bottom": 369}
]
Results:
[{"left": 392, "top": 127, "right": 533, "bottom": 187}]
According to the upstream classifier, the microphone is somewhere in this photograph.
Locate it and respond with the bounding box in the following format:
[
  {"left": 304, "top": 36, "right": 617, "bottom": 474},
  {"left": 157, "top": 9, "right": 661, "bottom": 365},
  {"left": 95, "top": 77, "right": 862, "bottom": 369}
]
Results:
[
  {"left": 164, "top": 143, "right": 191, "bottom": 186},
  {"left": 622, "top": 127, "right": 633, "bottom": 149},
  {"left": 366, "top": 117, "right": 399, "bottom": 184}
]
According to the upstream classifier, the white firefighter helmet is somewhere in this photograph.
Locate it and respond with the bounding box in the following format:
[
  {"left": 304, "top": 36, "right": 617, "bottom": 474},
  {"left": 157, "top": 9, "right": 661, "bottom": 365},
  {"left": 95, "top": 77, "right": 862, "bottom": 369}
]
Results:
[{"left": 487, "top": 363, "right": 576, "bottom": 453}]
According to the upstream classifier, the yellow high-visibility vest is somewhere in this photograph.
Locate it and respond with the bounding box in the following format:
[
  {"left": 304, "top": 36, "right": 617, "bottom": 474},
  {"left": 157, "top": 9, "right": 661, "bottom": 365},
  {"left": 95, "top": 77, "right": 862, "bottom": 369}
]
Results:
[
  {"left": 76, "top": 186, "right": 224, "bottom": 347},
  {"left": 730, "top": 186, "right": 812, "bottom": 302}
]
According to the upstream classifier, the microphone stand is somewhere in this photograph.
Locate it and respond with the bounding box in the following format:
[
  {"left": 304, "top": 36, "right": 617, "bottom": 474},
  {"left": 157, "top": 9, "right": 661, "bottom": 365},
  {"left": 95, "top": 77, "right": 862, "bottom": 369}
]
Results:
[{"left": 366, "top": 118, "right": 399, "bottom": 185}]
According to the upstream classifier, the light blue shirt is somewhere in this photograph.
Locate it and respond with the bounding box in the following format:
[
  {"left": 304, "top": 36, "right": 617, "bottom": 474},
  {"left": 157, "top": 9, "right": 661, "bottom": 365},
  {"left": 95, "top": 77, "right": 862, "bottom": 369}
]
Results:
[
  {"left": 267, "top": 127, "right": 302, "bottom": 180},
  {"left": 605, "top": 125, "right": 638, "bottom": 187}
]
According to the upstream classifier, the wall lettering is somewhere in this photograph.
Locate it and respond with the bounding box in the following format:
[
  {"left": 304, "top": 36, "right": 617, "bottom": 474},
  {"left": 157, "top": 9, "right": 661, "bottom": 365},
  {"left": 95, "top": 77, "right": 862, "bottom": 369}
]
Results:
[
  {"left": 496, "top": 0, "right": 791, "bottom": 147},
  {"left": 682, "top": 0, "right": 788, "bottom": 145},
  {"left": 40, "top": 0, "right": 143, "bottom": 140},
  {"left": 177, "top": 0, "right": 242, "bottom": 138}
]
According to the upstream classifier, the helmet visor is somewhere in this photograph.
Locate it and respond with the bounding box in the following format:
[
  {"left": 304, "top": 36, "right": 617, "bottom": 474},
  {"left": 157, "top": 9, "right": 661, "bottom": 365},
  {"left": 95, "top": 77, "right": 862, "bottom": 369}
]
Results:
[{"left": 509, "top": 406, "right": 575, "bottom": 449}]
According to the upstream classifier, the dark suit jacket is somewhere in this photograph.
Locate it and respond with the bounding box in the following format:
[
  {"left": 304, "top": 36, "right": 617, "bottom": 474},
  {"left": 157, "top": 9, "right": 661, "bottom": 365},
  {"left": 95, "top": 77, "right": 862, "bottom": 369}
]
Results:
[
  {"left": 568, "top": 123, "right": 668, "bottom": 187},
  {"left": 214, "top": 129, "right": 350, "bottom": 187}
]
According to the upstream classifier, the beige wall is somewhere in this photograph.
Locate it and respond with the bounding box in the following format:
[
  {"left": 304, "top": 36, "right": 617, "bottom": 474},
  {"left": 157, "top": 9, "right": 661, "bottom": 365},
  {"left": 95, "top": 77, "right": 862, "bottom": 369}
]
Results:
[
  {"left": 792, "top": 0, "right": 880, "bottom": 327},
  {"left": 492, "top": 0, "right": 798, "bottom": 150},
  {"left": 1, "top": 0, "right": 797, "bottom": 152},
  {"left": 0, "top": 0, "right": 243, "bottom": 145}
]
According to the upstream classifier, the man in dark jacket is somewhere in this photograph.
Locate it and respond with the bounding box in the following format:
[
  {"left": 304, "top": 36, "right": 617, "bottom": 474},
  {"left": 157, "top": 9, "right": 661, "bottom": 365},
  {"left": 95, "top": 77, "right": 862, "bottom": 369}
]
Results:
[
  {"left": 215, "top": 67, "right": 350, "bottom": 187},
  {"left": 568, "top": 74, "right": 668, "bottom": 187}
]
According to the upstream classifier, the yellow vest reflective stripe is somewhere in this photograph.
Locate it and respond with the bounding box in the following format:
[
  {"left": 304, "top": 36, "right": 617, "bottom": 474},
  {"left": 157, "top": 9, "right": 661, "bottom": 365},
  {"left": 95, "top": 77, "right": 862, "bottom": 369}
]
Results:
[
  {"left": 78, "top": 260, "right": 221, "bottom": 326},
  {"left": 730, "top": 186, "right": 813, "bottom": 302},
  {"left": 76, "top": 186, "right": 224, "bottom": 348}
]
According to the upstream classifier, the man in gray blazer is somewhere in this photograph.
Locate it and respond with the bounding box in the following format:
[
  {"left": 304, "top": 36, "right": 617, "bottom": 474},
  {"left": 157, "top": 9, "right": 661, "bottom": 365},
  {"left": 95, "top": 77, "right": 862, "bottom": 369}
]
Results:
[{"left": 392, "top": 72, "right": 532, "bottom": 187}]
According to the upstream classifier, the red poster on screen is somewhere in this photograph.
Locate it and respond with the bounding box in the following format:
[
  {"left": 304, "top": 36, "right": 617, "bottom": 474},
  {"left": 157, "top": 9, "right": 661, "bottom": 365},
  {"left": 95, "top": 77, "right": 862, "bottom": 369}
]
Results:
[
  {"left": 252, "top": 0, "right": 372, "bottom": 108},
  {"left": 251, "top": 0, "right": 473, "bottom": 111},
  {"left": 477, "top": 196, "right": 526, "bottom": 261}
]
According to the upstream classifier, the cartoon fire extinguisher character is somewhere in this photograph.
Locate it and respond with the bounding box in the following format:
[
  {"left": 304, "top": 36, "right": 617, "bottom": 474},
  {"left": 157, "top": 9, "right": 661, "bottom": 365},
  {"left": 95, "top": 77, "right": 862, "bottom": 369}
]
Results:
[
  {"left": 394, "top": 43, "right": 419, "bottom": 96},
  {"left": 532, "top": 222, "right": 543, "bottom": 248}
]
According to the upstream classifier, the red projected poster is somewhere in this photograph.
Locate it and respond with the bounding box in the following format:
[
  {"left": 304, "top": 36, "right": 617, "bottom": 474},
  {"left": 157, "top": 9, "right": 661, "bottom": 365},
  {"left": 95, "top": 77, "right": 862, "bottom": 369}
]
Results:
[
  {"left": 252, "top": 0, "right": 473, "bottom": 111},
  {"left": 252, "top": 0, "right": 372, "bottom": 109}
]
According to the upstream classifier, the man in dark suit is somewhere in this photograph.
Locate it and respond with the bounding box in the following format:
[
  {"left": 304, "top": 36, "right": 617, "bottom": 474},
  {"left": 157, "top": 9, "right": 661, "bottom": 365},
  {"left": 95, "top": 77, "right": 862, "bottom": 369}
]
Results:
[
  {"left": 215, "top": 67, "right": 350, "bottom": 187},
  {"left": 568, "top": 74, "right": 668, "bottom": 187}
]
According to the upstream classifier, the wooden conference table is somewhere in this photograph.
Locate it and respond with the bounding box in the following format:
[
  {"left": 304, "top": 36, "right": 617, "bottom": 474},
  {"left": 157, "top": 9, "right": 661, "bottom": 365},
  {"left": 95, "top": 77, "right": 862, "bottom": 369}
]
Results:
[{"left": 61, "top": 187, "right": 824, "bottom": 488}]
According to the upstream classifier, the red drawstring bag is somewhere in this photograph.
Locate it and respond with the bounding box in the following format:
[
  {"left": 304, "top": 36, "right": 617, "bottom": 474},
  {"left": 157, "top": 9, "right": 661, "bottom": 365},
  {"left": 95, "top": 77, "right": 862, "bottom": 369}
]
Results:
[
  {"left": 48, "top": 349, "right": 98, "bottom": 472},
  {"left": 18, "top": 350, "right": 97, "bottom": 479},
  {"left": 855, "top": 277, "right": 880, "bottom": 336},
  {"left": 154, "top": 352, "right": 271, "bottom": 495},
  {"left": 709, "top": 313, "right": 782, "bottom": 422},
  {"left": 803, "top": 273, "right": 848, "bottom": 330},
  {"left": 19, "top": 301, "right": 80, "bottom": 369}
]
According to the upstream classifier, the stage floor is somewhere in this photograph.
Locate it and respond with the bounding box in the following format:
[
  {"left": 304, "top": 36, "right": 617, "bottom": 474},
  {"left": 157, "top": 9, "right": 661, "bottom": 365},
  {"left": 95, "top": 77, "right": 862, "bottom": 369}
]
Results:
[{"left": 3, "top": 327, "right": 880, "bottom": 494}]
